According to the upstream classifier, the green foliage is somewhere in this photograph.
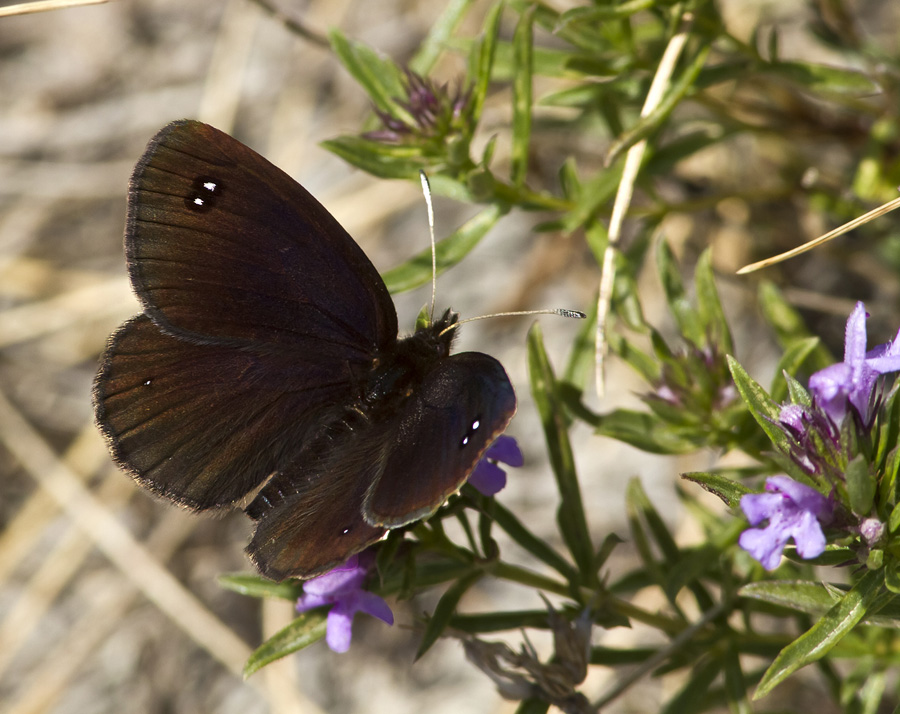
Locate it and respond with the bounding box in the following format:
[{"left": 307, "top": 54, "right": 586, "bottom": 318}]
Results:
[{"left": 234, "top": 1, "right": 900, "bottom": 711}]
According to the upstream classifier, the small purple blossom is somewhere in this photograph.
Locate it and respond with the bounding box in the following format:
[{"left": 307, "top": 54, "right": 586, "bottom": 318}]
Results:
[
  {"left": 776, "top": 402, "right": 841, "bottom": 477},
  {"left": 739, "top": 475, "right": 833, "bottom": 570},
  {"left": 808, "top": 302, "right": 900, "bottom": 424},
  {"left": 468, "top": 435, "right": 523, "bottom": 496},
  {"left": 296, "top": 554, "right": 393, "bottom": 653},
  {"left": 364, "top": 70, "right": 471, "bottom": 143}
]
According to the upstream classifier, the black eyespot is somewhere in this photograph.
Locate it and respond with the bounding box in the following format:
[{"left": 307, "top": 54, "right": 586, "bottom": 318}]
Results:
[{"left": 184, "top": 175, "right": 224, "bottom": 212}]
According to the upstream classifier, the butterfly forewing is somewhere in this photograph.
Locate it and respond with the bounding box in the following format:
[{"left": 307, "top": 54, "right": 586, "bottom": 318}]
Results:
[
  {"left": 127, "top": 120, "right": 398, "bottom": 352},
  {"left": 363, "top": 352, "right": 516, "bottom": 527}
]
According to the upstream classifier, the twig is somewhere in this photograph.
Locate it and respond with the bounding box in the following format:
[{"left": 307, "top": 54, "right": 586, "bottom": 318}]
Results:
[
  {"left": 0, "top": 0, "right": 111, "bottom": 18},
  {"left": 737, "top": 196, "right": 900, "bottom": 274},
  {"left": 595, "top": 16, "right": 693, "bottom": 396}
]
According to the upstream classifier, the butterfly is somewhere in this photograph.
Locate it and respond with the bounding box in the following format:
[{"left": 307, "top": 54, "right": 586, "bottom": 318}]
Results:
[{"left": 93, "top": 120, "right": 517, "bottom": 581}]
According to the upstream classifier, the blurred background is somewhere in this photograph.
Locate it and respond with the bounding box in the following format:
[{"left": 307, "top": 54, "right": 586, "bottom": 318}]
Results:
[{"left": 1, "top": 1, "right": 899, "bottom": 713}]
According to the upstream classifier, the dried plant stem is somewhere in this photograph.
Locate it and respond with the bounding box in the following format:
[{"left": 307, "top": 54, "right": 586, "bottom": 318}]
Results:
[
  {"left": 737, "top": 196, "right": 900, "bottom": 274},
  {"left": 0, "top": 0, "right": 111, "bottom": 18},
  {"left": 595, "top": 17, "right": 693, "bottom": 396}
]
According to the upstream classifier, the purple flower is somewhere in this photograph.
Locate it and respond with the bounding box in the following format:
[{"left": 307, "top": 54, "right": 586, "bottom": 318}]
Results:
[
  {"left": 364, "top": 70, "right": 471, "bottom": 144},
  {"left": 296, "top": 555, "right": 393, "bottom": 653},
  {"left": 739, "top": 475, "right": 833, "bottom": 570},
  {"left": 468, "top": 435, "right": 523, "bottom": 496},
  {"left": 808, "top": 302, "right": 900, "bottom": 424}
]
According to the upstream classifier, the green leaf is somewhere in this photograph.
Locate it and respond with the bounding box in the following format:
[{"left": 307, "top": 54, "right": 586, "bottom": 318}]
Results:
[
  {"left": 510, "top": 5, "right": 534, "bottom": 187},
  {"left": 740, "top": 580, "right": 841, "bottom": 616},
  {"left": 754, "top": 569, "right": 884, "bottom": 698},
  {"left": 556, "top": 0, "right": 656, "bottom": 27},
  {"left": 244, "top": 609, "right": 328, "bottom": 677},
  {"left": 885, "top": 558, "right": 900, "bottom": 595},
  {"left": 758, "top": 282, "right": 833, "bottom": 370},
  {"left": 727, "top": 356, "right": 787, "bottom": 449},
  {"left": 681, "top": 471, "right": 752, "bottom": 509},
  {"left": 475, "top": 491, "right": 579, "bottom": 583},
  {"left": 321, "top": 135, "right": 425, "bottom": 180},
  {"left": 562, "top": 294, "right": 597, "bottom": 392},
  {"left": 766, "top": 60, "right": 880, "bottom": 96},
  {"left": 409, "top": 0, "right": 473, "bottom": 75},
  {"left": 846, "top": 454, "right": 876, "bottom": 516},
  {"left": 218, "top": 573, "right": 302, "bottom": 601},
  {"left": 328, "top": 30, "right": 409, "bottom": 119},
  {"left": 382, "top": 204, "right": 505, "bottom": 293},
  {"left": 416, "top": 571, "right": 483, "bottom": 660},
  {"left": 595, "top": 409, "right": 702, "bottom": 454},
  {"left": 661, "top": 655, "right": 722, "bottom": 714},
  {"left": 561, "top": 161, "right": 622, "bottom": 234},
  {"left": 769, "top": 337, "right": 820, "bottom": 403},
  {"left": 657, "top": 240, "right": 703, "bottom": 347},
  {"left": 466, "top": 1, "right": 503, "bottom": 134},
  {"left": 694, "top": 248, "right": 733, "bottom": 354},
  {"left": 528, "top": 323, "right": 594, "bottom": 582},
  {"left": 450, "top": 609, "right": 552, "bottom": 633}
]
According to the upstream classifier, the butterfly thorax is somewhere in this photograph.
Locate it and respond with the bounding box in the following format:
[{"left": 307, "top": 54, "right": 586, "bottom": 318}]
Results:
[{"left": 361, "top": 309, "right": 459, "bottom": 410}]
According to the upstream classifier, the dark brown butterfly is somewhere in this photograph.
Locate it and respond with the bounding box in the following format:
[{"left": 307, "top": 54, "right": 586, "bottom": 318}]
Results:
[{"left": 93, "top": 120, "right": 516, "bottom": 581}]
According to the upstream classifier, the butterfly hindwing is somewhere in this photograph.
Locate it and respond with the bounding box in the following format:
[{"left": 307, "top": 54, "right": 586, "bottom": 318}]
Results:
[
  {"left": 245, "top": 422, "right": 393, "bottom": 580},
  {"left": 363, "top": 351, "right": 516, "bottom": 527},
  {"left": 93, "top": 315, "right": 357, "bottom": 510}
]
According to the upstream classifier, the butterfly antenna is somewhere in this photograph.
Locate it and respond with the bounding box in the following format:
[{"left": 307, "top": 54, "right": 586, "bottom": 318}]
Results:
[
  {"left": 439, "top": 308, "right": 586, "bottom": 337},
  {"left": 419, "top": 170, "right": 438, "bottom": 324}
]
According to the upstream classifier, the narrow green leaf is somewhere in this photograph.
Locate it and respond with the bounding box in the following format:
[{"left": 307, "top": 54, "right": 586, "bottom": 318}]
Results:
[
  {"left": 681, "top": 471, "right": 752, "bottom": 509},
  {"left": 694, "top": 249, "right": 733, "bottom": 354},
  {"left": 766, "top": 60, "right": 880, "bottom": 95},
  {"left": 528, "top": 323, "right": 594, "bottom": 582},
  {"left": 889, "top": 500, "right": 900, "bottom": 533},
  {"left": 661, "top": 655, "right": 722, "bottom": 714},
  {"left": 556, "top": 0, "right": 656, "bottom": 27},
  {"left": 321, "top": 135, "right": 424, "bottom": 179},
  {"left": 382, "top": 204, "right": 504, "bottom": 293},
  {"left": 754, "top": 569, "right": 884, "bottom": 699},
  {"left": 477, "top": 492, "right": 579, "bottom": 583},
  {"left": 769, "top": 337, "right": 820, "bottom": 403},
  {"left": 758, "top": 282, "right": 834, "bottom": 369},
  {"left": 510, "top": 5, "right": 535, "bottom": 186},
  {"left": 625, "top": 478, "right": 666, "bottom": 588},
  {"left": 727, "top": 356, "right": 789, "bottom": 450},
  {"left": 466, "top": 1, "right": 503, "bottom": 133},
  {"left": 846, "top": 454, "right": 875, "bottom": 516},
  {"left": 218, "top": 573, "right": 302, "bottom": 601},
  {"left": 244, "top": 610, "right": 328, "bottom": 677},
  {"left": 594, "top": 532, "right": 624, "bottom": 572},
  {"left": 450, "top": 609, "right": 551, "bottom": 633},
  {"left": 416, "top": 571, "right": 483, "bottom": 660},
  {"left": 595, "top": 409, "right": 701, "bottom": 454},
  {"left": 722, "top": 643, "right": 751, "bottom": 713},
  {"left": 657, "top": 240, "right": 701, "bottom": 346},
  {"left": 328, "top": 30, "right": 409, "bottom": 118},
  {"left": 740, "top": 580, "right": 840, "bottom": 616},
  {"left": 562, "top": 294, "right": 597, "bottom": 392},
  {"left": 409, "top": 0, "right": 473, "bottom": 75},
  {"left": 561, "top": 161, "right": 622, "bottom": 234}
]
